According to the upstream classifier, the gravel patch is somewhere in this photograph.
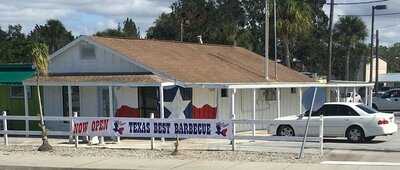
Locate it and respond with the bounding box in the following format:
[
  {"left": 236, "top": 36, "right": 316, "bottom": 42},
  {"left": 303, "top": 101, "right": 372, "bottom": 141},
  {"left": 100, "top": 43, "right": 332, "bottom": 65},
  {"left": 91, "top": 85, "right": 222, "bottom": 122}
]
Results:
[{"left": 0, "top": 145, "right": 322, "bottom": 163}]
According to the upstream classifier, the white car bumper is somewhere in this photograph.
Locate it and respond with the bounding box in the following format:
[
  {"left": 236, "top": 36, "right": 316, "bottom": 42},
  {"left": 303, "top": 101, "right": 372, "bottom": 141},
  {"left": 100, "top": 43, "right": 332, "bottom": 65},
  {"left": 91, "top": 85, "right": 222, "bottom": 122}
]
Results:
[{"left": 367, "top": 123, "right": 398, "bottom": 137}]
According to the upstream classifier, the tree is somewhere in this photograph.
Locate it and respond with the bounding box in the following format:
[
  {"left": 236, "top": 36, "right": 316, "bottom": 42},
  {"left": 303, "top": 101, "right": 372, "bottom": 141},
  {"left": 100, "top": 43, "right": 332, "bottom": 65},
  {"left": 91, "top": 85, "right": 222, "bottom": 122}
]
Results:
[
  {"left": 276, "top": 0, "right": 313, "bottom": 68},
  {"left": 0, "top": 26, "right": 6, "bottom": 41},
  {"left": 147, "top": 13, "right": 177, "bottom": 40},
  {"left": 96, "top": 17, "right": 140, "bottom": 38},
  {"left": 0, "top": 25, "right": 35, "bottom": 64},
  {"left": 379, "top": 43, "right": 400, "bottom": 73},
  {"left": 147, "top": 0, "right": 246, "bottom": 45},
  {"left": 29, "top": 19, "right": 74, "bottom": 54},
  {"left": 334, "top": 16, "right": 367, "bottom": 80},
  {"left": 123, "top": 18, "right": 140, "bottom": 38},
  {"left": 31, "top": 43, "right": 52, "bottom": 151},
  {"left": 241, "top": 0, "right": 266, "bottom": 54}
]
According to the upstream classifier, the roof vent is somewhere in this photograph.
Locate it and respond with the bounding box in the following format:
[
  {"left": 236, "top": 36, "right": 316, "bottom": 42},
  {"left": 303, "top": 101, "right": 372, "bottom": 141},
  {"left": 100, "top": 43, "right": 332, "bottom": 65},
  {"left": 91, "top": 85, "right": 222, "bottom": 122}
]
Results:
[{"left": 196, "top": 35, "right": 203, "bottom": 44}]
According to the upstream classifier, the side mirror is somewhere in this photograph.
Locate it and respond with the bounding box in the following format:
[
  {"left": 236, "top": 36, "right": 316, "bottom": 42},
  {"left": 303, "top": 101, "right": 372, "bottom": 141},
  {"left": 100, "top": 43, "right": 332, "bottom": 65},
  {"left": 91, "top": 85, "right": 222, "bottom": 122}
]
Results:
[{"left": 297, "top": 113, "right": 304, "bottom": 119}]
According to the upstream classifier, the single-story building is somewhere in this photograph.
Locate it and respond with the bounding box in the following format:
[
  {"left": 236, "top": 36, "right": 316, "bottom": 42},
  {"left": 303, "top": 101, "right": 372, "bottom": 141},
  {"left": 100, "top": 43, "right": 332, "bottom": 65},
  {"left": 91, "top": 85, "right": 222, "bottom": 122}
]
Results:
[
  {"left": 22, "top": 36, "right": 373, "bottom": 133},
  {"left": 0, "top": 64, "right": 40, "bottom": 130}
]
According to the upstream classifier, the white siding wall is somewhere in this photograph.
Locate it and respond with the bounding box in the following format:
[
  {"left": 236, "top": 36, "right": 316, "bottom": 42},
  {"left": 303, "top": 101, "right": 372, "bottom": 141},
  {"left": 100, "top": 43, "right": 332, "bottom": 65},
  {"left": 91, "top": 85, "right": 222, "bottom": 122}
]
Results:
[
  {"left": 192, "top": 88, "right": 304, "bottom": 131},
  {"left": 114, "top": 87, "right": 139, "bottom": 110},
  {"left": 48, "top": 41, "right": 149, "bottom": 74},
  {"left": 43, "top": 86, "right": 68, "bottom": 131},
  {"left": 79, "top": 87, "right": 98, "bottom": 117},
  {"left": 192, "top": 88, "right": 217, "bottom": 108}
]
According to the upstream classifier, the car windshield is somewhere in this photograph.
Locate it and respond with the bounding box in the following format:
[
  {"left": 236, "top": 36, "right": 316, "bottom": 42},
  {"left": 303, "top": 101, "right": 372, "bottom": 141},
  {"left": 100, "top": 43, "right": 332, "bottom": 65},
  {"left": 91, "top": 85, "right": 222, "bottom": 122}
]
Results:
[{"left": 356, "top": 104, "right": 378, "bottom": 114}]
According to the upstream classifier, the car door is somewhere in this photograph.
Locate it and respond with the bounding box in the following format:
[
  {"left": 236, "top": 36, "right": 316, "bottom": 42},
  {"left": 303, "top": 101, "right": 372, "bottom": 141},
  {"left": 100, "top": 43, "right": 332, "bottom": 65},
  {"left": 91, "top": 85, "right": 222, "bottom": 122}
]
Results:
[
  {"left": 323, "top": 105, "right": 360, "bottom": 137},
  {"left": 389, "top": 90, "right": 400, "bottom": 111},
  {"left": 295, "top": 107, "right": 323, "bottom": 137},
  {"left": 381, "top": 90, "right": 398, "bottom": 110}
]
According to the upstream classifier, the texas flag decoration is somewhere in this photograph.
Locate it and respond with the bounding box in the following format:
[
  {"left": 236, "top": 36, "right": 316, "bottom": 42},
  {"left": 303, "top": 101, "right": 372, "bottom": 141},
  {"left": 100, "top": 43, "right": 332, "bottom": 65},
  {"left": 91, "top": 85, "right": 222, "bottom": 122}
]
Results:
[
  {"left": 163, "top": 86, "right": 193, "bottom": 119},
  {"left": 162, "top": 86, "right": 218, "bottom": 119}
]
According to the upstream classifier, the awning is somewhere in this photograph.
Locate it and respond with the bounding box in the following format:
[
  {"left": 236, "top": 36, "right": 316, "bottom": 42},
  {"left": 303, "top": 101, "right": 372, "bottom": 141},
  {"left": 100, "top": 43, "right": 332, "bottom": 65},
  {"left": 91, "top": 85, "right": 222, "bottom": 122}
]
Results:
[
  {"left": 23, "top": 74, "right": 174, "bottom": 87},
  {"left": 0, "top": 71, "right": 35, "bottom": 85}
]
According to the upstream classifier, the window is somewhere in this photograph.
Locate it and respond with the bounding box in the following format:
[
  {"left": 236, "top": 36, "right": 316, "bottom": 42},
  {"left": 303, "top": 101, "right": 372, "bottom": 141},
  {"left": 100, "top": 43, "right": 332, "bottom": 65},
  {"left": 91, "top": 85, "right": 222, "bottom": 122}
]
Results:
[
  {"left": 336, "top": 105, "right": 359, "bottom": 116},
  {"left": 9, "top": 86, "right": 31, "bottom": 99},
  {"left": 62, "top": 86, "right": 80, "bottom": 117},
  {"left": 304, "top": 106, "right": 324, "bottom": 117},
  {"left": 391, "top": 90, "right": 400, "bottom": 98},
  {"left": 291, "top": 88, "right": 297, "bottom": 94},
  {"left": 316, "top": 105, "right": 359, "bottom": 116},
  {"left": 261, "top": 89, "right": 276, "bottom": 101},
  {"left": 221, "top": 89, "right": 228, "bottom": 98},
  {"left": 80, "top": 43, "right": 96, "bottom": 60},
  {"left": 357, "top": 104, "right": 378, "bottom": 114},
  {"left": 382, "top": 90, "right": 400, "bottom": 98}
]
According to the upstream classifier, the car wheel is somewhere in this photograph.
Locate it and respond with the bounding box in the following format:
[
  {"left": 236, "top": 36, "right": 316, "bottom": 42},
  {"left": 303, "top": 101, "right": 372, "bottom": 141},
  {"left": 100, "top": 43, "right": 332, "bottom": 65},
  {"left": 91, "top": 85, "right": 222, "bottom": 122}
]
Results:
[
  {"left": 277, "top": 125, "right": 295, "bottom": 136},
  {"left": 365, "top": 136, "right": 375, "bottom": 142},
  {"left": 346, "top": 126, "right": 365, "bottom": 143}
]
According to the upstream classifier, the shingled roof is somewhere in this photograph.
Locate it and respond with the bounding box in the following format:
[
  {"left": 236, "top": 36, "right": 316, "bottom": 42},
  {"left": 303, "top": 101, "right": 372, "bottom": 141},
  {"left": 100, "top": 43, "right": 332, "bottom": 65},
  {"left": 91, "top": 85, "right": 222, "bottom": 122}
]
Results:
[{"left": 88, "top": 36, "right": 314, "bottom": 84}]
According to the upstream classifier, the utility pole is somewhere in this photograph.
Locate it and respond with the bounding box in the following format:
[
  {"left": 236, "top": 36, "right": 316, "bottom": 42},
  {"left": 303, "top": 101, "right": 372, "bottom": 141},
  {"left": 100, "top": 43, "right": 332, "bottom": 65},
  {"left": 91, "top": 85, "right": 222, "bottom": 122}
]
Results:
[
  {"left": 375, "top": 30, "right": 379, "bottom": 90},
  {"left": 265, "top": 0, "right": 270, "bottom": 80},
  {"left": 327, "top": 0, "right": 334, "bottom": 83},
  {"left": 369, "top": 5, "right": 386, "bottom": 82},
  {"left": 274, "top": 0, "right": 278, "bottom": 80},
  {"left": 370, "top": 7, "right": 375, "bottom": 83}
]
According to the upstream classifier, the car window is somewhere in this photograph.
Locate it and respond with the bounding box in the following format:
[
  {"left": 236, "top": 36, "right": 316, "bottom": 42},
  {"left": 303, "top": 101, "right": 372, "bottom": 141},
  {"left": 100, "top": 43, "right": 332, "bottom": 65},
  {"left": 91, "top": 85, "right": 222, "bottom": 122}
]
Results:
[
  {"left": 336, "top": 105, "right": 359, "bottom": 116},
  {"left": 318, "top": 105, "right": 359, "bottom": 116},
  {"left": 382, "top": 91, "right": 392, "bottom": 98},
  {"left": 321, "top": 105, "right": 337, "bottom": 116},
  {"left": 303, "top": 107, "right": 323, "bottom": 117},
  {"left": 356, "top": 104, "right": 378, "bottom": 114},
  {"left": 392, "top": 90, "right": 400, "bottom": 97}
]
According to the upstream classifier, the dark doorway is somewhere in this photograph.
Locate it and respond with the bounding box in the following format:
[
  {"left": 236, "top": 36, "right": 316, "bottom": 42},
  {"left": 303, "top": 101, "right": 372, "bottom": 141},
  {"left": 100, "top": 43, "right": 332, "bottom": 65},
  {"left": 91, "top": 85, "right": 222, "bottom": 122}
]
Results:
[{"left": 138, "top": 87, "right": 159, "bottom": 118}]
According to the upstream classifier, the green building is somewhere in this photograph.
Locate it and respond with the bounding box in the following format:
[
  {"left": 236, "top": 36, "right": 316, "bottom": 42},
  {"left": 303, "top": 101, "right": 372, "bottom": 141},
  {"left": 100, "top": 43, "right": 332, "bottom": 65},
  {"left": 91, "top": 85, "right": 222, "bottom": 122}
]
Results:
[{"left": 0, "top": 64, "right": 40, "bottom": 130}]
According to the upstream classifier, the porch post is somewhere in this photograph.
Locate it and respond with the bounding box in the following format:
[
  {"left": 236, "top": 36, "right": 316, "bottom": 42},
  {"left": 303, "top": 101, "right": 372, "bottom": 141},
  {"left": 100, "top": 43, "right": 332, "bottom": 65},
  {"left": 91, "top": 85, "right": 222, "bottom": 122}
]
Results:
[
  {"left": 108, "top": 86, "right": 117, "bottom": 143},
  {"left": 23, "top": 85, "right": 29, "bottom": 137},
  {"left": 336, "top": 88, "right": 340, "bottom": 102},
  {"left": 298, "top": 88, "right": 302, "bottom": 114},
  {"left": 364, "top": 87, "right": 368, "bottom": 105},
  {"left": 108, "top": 86, "right": 114, "bottom": 117},
  {"left": 369, "top": 87, "right": 373, "bottom": 106},
  {"left": 277, "top": 88, "right": 281, "bottom": 118},
  {"left": 159, "top": 84, "right": 165, "bottom": 142},
  {"left": 68, "top": 86, "right": 72, "bottom": 117},
  {"left": 231, "top": 88, "right": 236, "bottom": 151},
  {"left": 353, "top": 87, "right": 356, "bottom": 103},
  {"left": 68, "top": 86, "right": 73, "bottom": 143},
  {"left": 252, "top": 89, "right": 256, "bottom": 137}
]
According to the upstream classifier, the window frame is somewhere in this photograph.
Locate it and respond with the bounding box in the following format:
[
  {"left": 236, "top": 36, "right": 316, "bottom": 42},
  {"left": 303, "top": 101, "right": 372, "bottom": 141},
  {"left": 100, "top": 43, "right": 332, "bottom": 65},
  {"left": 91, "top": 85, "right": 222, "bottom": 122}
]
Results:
[
  {"left": 80, "top": 42, "right": 96, "bottom": 60},
  {"left": 9, "top": 86, "right": 31, "bottom": 99},
  {"left": 221, "top": 89, "right": 228, "bottom": 98}
]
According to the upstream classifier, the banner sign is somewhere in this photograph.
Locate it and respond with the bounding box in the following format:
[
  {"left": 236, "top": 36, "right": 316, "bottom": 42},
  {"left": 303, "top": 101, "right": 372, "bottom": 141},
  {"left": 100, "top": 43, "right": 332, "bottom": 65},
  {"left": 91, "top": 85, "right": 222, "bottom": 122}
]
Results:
[{"left": 72, "top": 117, "right": 232, "bottom": 139}]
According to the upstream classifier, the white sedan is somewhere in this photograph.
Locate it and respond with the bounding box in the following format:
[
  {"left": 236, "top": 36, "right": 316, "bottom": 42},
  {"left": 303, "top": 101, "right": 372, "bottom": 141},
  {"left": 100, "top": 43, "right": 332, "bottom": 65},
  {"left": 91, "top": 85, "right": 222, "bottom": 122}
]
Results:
[{"left": 269, "top": 102, "right": 398, "bottom": 143}]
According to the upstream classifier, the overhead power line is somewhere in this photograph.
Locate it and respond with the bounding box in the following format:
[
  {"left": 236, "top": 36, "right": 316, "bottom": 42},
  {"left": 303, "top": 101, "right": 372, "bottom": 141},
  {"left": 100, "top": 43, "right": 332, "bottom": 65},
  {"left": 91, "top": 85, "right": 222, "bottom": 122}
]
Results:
[
  {"left": 339, "top": 12, "right": 400, "bottom": 17},
  {"left": 327, "top": 0, "right": 389, "bottom": 5}
]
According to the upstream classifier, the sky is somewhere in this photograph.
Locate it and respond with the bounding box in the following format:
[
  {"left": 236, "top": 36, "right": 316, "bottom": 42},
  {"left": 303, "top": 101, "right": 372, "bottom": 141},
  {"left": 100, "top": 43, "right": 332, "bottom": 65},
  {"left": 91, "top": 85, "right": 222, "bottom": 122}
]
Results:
[
  {"left": 324, "top": 0, "right": 400, "bottom": 46},
  {"left": 0, "top": 0, "right": 399, "bottom": 46}
]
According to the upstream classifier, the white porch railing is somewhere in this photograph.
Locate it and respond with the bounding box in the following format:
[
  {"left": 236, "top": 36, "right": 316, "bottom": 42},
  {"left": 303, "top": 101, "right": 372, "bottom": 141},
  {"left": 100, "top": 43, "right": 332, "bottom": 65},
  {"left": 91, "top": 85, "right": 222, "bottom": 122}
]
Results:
[
  {"left": 232, "top": 116, "right": 324, "bottom": 155},
  {"left": 0, "top": 111, "right": 324, "bottom": 156}
]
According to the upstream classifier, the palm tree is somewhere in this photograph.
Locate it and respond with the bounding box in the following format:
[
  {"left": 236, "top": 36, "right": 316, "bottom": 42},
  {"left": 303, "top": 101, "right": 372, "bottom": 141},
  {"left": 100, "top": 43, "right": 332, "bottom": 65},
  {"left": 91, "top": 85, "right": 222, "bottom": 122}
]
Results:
[
  {"left": 276, "top": 0, "right": 313, "bottom": 68},
  {"left": 31, "top": 43, "right": 53, "bottom": 151},
  {"left": 334, "top": 16, "right": 367, "bottom": 80}
]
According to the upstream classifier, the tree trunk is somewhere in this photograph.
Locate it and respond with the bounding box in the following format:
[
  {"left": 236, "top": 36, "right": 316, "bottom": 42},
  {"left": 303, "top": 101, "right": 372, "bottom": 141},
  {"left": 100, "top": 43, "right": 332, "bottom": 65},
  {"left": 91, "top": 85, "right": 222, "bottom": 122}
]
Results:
[
  {"left": 36, "top": 74, "right": 52, "bottom": 151},
  {"left": 346, "top": 46, "right": 351, "bottom": 81},
  {"left": 283, "top": 35, "right": 291, "bottom": 68}
]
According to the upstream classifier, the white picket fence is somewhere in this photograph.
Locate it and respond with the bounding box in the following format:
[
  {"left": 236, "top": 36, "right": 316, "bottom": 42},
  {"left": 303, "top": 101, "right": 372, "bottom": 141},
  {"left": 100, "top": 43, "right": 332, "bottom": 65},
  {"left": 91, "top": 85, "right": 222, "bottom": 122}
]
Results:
[{"left": 0, "top": 111, "right": 324, "bottom": 155}]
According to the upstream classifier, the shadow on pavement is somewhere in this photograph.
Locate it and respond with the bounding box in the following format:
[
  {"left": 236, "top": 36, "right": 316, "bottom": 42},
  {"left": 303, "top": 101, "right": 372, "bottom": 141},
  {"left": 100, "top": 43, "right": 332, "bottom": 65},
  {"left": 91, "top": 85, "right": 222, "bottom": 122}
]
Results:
[{"left": 323, "top": 138, "right": 386, "bottom": 144}]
